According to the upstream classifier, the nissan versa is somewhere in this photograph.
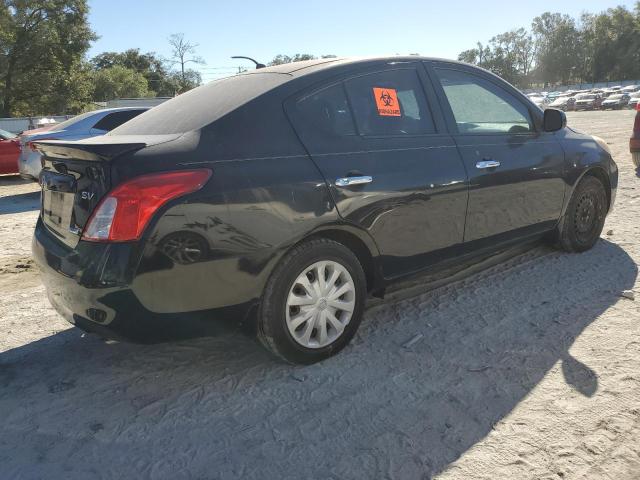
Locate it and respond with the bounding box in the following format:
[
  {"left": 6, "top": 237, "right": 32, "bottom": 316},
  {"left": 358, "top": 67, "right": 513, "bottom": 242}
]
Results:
[{"left": 33, "top": 57, "right": 617, "bottom": 364}]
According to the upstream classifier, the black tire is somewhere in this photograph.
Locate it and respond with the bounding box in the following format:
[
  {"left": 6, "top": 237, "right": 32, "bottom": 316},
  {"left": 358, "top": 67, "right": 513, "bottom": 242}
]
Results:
[
  {"left": 556, "top": 175, "right": 607, "bottom": 253},
  {"left": 257, "top": 238, "right": 366, "bottom": 364}
]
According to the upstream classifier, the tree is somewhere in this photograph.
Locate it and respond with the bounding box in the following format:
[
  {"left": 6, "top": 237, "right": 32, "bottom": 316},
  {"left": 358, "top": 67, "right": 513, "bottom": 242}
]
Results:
[
  {"left": 0, "top": 0, "right": 96, "bottom": 116},
  {"left": 168, "top": 33, "right": 203, "bottom": 92},
  {"left": 458, "top": 5, "right": 640, "bottom": 88},
  {"left": 580, "top": 6, "right": 640, "bottom": 83},
  {"left": 92, "top": 48, "right": 177, "bottom": 96},
  {"left": 93, "top": 65, "right": 150, "bottom": 101},
  {"left": 531, "top": 12, "right": 581, "bottom": 85},
  {"left": 268, "top": 54, "right": 317, "bottom": 66},
  {"left": 457, "top": 32, "right": 535, "bottom": 88}
]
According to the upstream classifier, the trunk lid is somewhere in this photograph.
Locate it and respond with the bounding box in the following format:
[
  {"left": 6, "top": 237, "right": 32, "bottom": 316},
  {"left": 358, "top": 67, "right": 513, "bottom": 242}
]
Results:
[{"left": 35, "top": 135, "right": 178, "bottom": 248}]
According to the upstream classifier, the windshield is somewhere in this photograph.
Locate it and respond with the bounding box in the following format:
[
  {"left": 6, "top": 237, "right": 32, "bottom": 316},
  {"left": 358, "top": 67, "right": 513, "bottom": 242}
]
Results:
[
  {"left": 608, "top": 94, "right": 623, "bottom": 100},
  {"left": 577, "top": 94, "right": 596, "bottom": 100},
  {"left": 0, "top": 128, "right": 16, "bottom": 139},
  {"left": 110, "top": 73, "right": 290, "bottom": 135},
  {"left": 48, "top": 110, "right": 99, "bottom": 132}
]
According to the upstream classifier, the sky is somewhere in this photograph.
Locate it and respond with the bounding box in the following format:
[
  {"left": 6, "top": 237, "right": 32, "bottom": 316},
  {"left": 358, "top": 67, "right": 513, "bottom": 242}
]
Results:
[{"left": 87, "top": 0, "right": 637, "bottom": 82}]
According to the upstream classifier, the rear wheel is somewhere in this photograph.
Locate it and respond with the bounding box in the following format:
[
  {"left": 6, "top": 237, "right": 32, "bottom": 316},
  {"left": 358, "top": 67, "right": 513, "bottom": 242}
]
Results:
[
  {"left": 257, "top": 239, "right": 366, "bottom": 364},
  {"left": 556, "top": 176, "right": 607, "bottom": 253}
]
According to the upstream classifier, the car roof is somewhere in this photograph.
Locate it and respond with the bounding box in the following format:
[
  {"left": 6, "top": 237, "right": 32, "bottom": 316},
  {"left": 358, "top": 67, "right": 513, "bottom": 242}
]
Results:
[
  {"left": 86, "top": 106, "right": 150, "bottom": 114},
  {"left": 240, "top": 56, "right": 476, "bottom": 78}
]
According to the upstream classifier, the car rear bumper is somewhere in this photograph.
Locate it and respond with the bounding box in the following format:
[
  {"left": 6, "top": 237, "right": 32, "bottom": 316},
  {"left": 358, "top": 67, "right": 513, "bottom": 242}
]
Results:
[{"left": 32, "top": 218, "right": 251, "bottom": 343}]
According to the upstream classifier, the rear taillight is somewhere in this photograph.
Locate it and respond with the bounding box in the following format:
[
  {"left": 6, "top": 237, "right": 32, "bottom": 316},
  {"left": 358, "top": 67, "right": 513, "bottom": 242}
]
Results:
[
  {"left": 634, "top": 109, "right": 640, "bottom": 137},
  {"left": 82, "top": 169, "right": 212, "bottom": 242}
]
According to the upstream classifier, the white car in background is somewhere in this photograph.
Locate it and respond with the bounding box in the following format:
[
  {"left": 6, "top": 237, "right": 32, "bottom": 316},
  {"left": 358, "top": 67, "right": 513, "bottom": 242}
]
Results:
[
  {"left": 19, "top": 107, "right": 148, "bottom": 180},
  {"left": 527, "top": 93, "right": 550, "bottom": 109},
  {"left": 622, "top": 85, "right": 640, "bottom": 94}
]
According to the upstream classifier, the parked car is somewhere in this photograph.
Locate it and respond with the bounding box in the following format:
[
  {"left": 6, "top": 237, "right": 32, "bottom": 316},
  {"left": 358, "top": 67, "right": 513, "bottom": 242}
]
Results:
[
  {"left": 601, "top": 93, "right": 630, "bottom": 110},
  {"left": 574, "top": 93, "right": 602, "bottom": 110},
  {"left": 628, "top": 92, "right": 640, "bottom": 109},
  {"left": 631, "top": 103, "right": 640, "bottom": 168},
  {"left": 622, "top": 85, "right": 640, "bottom": 94},
  {"left": 0, "top": 128, "right": 21, "bottom": 175},
  {"left": 549, "top": 94, "right": 576, "bottom": 111},
  {"left": 32, "top": 57, "right": 618, "bottom": 364},
  {"left": 527, "top": 94, "right": 549, "bottom": 108},
  {"left": 19, "top": 107, "right": 149, "bottom": 180},
  {"left": 547, "top": 91, "right": 563, "bottom": 101}
]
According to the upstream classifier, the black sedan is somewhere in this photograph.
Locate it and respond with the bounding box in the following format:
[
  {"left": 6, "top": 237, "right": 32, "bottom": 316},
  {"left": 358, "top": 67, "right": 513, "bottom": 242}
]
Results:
[
  {"left": 574, "top": 93, "right": 603, "bottom": 110},
  {"left": 33, "top": 57, "right": 618, "bottom": 364}
]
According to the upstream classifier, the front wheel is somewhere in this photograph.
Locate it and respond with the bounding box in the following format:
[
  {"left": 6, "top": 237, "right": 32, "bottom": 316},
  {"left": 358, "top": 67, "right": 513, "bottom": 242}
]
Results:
[
  {"left": 257, "top": 239, "right": 367, "bottom": 364},
  {"left": 555, "top": 176, "right": 607, "bottom": 253}
]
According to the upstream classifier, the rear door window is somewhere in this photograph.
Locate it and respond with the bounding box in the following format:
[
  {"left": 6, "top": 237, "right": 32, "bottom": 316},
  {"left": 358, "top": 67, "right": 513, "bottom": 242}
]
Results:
[
  {"left": 344, "top": 69, "right": 436, "bottom": 136},
  {"left": 435, "top": 68, "right": 533, "bottom": 134},
  {"left": 294, "top": 83, "right": 356, "bottom": 136},
  {"left": 92, "top": 110, "right": 146, "bottom": 132}
]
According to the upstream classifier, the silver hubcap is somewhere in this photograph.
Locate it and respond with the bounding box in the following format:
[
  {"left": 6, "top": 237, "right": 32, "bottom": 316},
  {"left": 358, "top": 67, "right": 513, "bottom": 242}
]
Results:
[{"left": 285, "top": 260, "right": 356, "bottom": 349}]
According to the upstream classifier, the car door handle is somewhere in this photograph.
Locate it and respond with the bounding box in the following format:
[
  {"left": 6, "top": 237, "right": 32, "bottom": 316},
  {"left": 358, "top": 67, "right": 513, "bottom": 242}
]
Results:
[
  {"left": 476, "top": 160, "right": 501, "bottom": 169},
  {"left": 335, "top": 176, "right": 373, "bottom": 187}
]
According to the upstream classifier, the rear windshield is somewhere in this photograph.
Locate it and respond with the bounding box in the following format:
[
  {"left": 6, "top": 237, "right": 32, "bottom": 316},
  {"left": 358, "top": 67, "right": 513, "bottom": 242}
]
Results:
[
  {"left": 48, "top": 110, "right": 98, "bottom": 132},
  {"left": 109, "top": 73, "right": 290, "bottom": 135},
  {"left": 577, "top": 94, "right": 596, "bottom": 100}
]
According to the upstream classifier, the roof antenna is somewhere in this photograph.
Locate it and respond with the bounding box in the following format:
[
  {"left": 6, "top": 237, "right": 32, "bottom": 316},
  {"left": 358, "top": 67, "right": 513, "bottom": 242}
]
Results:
[{"left": 231, "top": 56, "right": 266, "bottom": 69}]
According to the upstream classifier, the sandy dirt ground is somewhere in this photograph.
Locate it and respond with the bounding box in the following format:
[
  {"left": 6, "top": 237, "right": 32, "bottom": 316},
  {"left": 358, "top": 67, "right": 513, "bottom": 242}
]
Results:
[{"left": 0, "top": 110, "right": 639, "bottom": 480}]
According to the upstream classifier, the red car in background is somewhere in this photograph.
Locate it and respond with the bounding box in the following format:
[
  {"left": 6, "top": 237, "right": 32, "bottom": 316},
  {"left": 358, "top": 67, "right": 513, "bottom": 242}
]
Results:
[{"left": 0, "top": 128, "right": 21, "bottom": 175}]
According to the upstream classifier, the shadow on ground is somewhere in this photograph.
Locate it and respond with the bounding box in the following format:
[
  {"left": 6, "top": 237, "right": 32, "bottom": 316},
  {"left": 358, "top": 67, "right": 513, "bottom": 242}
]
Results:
[
  {"left": 0, "top": 240, "right": 636, "bottom": 479},
  {"left": 0, "top": 191, "right": 40, "bottom": 215},
  {"left": 0, "top": 175, "right": 33, "bottom": 186}
]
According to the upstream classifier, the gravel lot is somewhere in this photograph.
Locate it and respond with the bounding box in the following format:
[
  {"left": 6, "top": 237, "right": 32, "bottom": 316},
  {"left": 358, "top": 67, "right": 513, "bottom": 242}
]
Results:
[{"left": 1, "top": 110, "right": 639, "bottom": 480}]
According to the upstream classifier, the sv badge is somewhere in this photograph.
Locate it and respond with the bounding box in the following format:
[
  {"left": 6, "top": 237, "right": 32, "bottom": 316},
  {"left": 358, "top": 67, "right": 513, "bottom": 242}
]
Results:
[{"left": 81, "top": 191, "right": 95, "bottom": 201}]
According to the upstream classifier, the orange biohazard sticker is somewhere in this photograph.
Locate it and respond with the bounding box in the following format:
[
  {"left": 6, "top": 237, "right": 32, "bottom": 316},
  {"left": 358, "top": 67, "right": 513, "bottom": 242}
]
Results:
[{"left": 373, "top": 87, "right": 401, "bottom": 116}]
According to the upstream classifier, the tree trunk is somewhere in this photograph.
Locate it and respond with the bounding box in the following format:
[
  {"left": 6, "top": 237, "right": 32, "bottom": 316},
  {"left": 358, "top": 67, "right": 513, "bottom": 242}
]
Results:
[{"left": 2, "top": 57, "right": 16, "bottom": 117}]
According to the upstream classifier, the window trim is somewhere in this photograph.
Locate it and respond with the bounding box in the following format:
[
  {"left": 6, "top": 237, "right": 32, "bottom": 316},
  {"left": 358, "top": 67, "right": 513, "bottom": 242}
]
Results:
[{"left": 427, "top": 63, "right": 541, "bottom": 137}]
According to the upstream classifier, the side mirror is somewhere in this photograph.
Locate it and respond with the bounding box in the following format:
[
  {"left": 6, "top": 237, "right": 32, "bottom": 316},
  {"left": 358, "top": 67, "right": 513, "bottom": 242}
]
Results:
[{"left": 543, "top": 108, "right": 566, "bottom": 132}]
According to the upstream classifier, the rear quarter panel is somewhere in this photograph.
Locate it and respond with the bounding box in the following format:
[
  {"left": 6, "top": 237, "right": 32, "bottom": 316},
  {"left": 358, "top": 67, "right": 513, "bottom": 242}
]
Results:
[
  {"left": 126, "top": 85, "right": 380, "bottom": 317},
  {"left": 132, "top": 155, "right": 343, "bottom": 314}
]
